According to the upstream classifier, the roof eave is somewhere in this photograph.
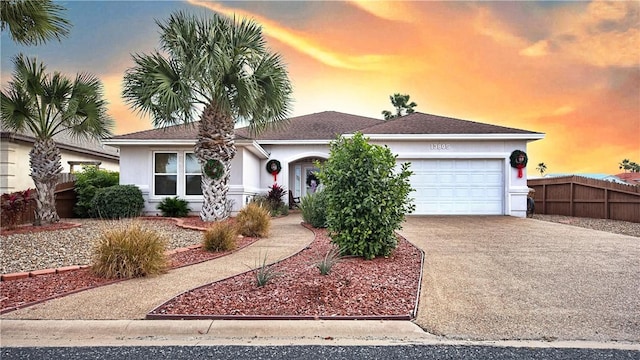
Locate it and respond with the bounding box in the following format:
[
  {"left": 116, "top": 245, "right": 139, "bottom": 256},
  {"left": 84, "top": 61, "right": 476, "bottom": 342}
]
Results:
[
  {"left": 104, "top": 138, "right": 270, "bottom": 159},
  {"left": 103, "top": 139, "right": 196, "bottom": 146},
  {"left": 359, "top": 133, "right": 546, "bottom": 141},
  {"left": 256, "top": 139, "right": 332, "bottom": 145},
  {"left": 3, "top": 131, "right": 120, "bottom": 160}
]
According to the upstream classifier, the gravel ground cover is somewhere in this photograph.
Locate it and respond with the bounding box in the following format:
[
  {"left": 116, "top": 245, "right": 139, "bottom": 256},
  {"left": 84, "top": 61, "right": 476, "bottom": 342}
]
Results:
[
  {"left": 532, "top": 214, "right": 640, "bottom": 237},
  {"left": 0, "top": 218, "right": 204, "bottom": 274}
]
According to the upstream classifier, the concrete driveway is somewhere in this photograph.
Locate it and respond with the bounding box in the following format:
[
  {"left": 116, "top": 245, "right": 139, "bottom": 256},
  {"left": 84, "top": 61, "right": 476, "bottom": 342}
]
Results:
[{"left": 398, "top": 216, "right": 640, "bottom": 342}]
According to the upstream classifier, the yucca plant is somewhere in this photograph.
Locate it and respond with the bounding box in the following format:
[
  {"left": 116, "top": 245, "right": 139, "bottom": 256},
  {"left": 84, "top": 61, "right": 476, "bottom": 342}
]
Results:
[
  {"left": 252, "top": 252, "right": 280, "bottom": 287},
  {"left": 315, "top": 246, "right": 343, "bottom": 275},
  {"left": 236, "top": 202, "right": 271, "bottom": 237},
  {"left": 91, "top": 221, "right": 168, "bottom": 279},
  {"left": 202, "top": 221, "right": 238, "bottom": 252}
]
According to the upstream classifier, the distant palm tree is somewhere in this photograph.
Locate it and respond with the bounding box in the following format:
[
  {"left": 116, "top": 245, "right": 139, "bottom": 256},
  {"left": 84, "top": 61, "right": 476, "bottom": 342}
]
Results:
[
  {"left": 0, "top": 0, "right": 71, "bottom": 46},
  {"left": 1, "top": 55, "right": 113, "bottom": 225},
  {"left": 536, "top": 162, "right": 547, "bottom": 176},
  {"left": 619, "top": 159, "right": 640, "bottom": 173},
  {"left": 122, "top": 12, "right": 292, "bottom": 221},
  {"left": 382, "top": 93, "right": 417, "bottom": 120}
]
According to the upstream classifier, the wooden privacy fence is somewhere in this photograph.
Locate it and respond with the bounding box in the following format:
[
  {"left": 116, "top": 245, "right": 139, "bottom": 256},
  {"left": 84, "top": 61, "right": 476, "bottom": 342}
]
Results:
[
  {"left": 3, "top": 181, "right": 77, "bottom": 227},
  {"left": 527, "top": 176, "right": 640, "bottom": 223}
]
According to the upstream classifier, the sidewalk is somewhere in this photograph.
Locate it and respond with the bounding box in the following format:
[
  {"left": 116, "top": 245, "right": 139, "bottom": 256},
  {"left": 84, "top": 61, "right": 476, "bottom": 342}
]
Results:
[{"left": 0, "top": 214, "right": 314, "bottom": 320}]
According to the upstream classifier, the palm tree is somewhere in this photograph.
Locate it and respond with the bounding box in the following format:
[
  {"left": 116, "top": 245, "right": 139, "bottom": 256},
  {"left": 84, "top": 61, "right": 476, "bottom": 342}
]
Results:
[
  {"left": 122, "top": 12, "right": 292, "bottom": 222},
  {"left": 619, "top": 159, "right": 639, "bottom": 173},
  {"left": 382, "top": 93, "right": 417, "bottom": 120},
  {"left": 1, "top": 55, "right": 113, "bottom": 225},
  {"left": 0, "top": 0, "right": 71, "bottom": 46},
  {"left": 536, "top": 162, "right": 547, "bottom": 177}
]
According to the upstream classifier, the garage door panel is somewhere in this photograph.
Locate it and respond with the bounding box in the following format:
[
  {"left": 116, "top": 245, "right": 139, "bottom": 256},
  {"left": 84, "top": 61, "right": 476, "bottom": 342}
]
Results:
[{"left": 407, "top": 159, "right": 504, "bottom": 215}]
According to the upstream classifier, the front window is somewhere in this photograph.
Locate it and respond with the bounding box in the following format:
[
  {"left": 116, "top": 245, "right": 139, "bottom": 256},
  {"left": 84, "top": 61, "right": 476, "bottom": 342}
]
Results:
[
  {"left": 154, "top": 152, "right": 177, "bottom": 195},
  {"left": 185, "top": 153, "right": 202, "bottom": 196}
]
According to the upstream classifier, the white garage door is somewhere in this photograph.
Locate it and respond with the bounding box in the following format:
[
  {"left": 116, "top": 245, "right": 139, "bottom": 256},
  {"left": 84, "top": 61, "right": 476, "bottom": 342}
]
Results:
[{"left": 407, "top": 159, "right": 504, "bottom": 215}]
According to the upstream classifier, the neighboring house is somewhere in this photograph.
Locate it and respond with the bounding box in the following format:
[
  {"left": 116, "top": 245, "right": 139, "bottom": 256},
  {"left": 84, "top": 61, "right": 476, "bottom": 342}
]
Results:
[
  {"left": 104, "top": 111, "right": 544, "bottom": 218},
  {"left": 614, "top": 172, "right": 640, "bottom": 186},
  {"left": 0, "top": 125, "right": 120, "bottom": 193}
]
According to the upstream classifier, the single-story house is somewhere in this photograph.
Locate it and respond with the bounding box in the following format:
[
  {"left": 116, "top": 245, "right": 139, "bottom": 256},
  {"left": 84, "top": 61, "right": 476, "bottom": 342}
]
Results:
[
  {"left": 104, "top": 111, "right": 544, "bottom": 218},
  {"left": 0, "top": 125, "right": 120, "bottom": 193}
]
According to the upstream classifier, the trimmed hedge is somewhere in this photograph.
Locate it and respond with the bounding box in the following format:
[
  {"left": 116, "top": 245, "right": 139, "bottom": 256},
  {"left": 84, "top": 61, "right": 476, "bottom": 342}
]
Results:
[{"left": 91, "top": 185, "right": 144, "bottom": 219}]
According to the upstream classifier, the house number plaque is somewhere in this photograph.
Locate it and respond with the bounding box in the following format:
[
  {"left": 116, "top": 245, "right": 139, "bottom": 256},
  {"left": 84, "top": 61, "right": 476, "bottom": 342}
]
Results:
[{"left": 430, "top": 143, "right": 451, "bottom": 150}]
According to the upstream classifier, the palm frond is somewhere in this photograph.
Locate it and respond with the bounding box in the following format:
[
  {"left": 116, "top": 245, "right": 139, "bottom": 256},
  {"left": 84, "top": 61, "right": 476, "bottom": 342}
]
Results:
[{"left": 0, "top": 0, "right": 71, "bottom": 45}]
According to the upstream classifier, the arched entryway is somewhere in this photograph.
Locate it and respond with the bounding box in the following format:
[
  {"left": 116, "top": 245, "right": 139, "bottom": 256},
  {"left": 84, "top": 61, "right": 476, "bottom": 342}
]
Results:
[{"left": 288, "top": 156, "right": 326, "bottom": 200}]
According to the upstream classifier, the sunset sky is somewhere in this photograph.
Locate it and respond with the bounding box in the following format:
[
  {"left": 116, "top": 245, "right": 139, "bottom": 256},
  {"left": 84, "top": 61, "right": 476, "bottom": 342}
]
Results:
[{"left": 1, "top": 1, "right": 638, "bottom": 176}]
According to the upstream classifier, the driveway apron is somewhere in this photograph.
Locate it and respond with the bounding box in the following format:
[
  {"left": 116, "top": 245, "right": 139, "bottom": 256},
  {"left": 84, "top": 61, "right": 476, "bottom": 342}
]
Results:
[{"left": 399, "top": 216, "right": 640, "bottom": 342}]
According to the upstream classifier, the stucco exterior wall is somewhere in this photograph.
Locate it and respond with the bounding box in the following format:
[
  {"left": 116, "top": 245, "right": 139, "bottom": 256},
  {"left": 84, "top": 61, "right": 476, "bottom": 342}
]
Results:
[{"left": 118, "top": 145, "right": 263, "bottom": 216}]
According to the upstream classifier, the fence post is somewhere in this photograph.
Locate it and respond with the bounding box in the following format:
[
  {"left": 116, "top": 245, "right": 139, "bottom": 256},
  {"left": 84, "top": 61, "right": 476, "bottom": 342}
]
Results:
[
  {"left": 604, "top": 188, "right": 609, "bottom": 220},
  {"left": 570, "top": 181, "right": 574, "bottom": 217}
]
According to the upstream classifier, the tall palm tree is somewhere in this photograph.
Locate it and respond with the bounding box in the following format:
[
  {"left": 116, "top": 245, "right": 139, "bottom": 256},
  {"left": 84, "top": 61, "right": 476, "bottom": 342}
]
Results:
[
  {"left": 536, "top": 162, "right": 547, "bottom": 177},
  {"left": 382, "top": 93, "right": 417, "bottom": 120},
  {"left": 0, "top": 0, "right": 71, "bottom": 46},
  {"left": 122, "top": 12, "right": 292, "bottom": 221},
  {"left": 1, "top": 55, "right": 113, "bottom": 225}
]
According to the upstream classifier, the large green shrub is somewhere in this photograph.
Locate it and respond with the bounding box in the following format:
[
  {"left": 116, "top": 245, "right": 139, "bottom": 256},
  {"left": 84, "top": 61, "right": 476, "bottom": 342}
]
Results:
[
  {"left": 157, "top": 196, "right": 190, "bottom": 217},
  {"left": 299, "top": 191, "right": 327, "bottom": 228},
  {"left": 319, "top": 132, "right": 414, "bottom": 259},
  {"left": 91, "top": 185, "right": 144, "bottom": 219},
  {"left": 74, "top": 167, "right": 119, "bottom": 218}
]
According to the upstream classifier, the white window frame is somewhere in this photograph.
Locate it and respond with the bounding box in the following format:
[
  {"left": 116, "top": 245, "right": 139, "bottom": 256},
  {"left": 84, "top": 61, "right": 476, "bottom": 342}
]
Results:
[
  {"left": 184, "top": 152, "right": 202, "bottom": 197},
  {"left": 153, "top": 151, "right": 178, "bottom": 196},
  {"left": 152, "top": 151, "right": 205, "bottom": 198}
]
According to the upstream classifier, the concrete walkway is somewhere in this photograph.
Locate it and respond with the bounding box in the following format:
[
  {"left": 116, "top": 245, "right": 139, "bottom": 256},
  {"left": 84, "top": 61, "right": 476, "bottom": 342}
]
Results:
[{"left": 1, "top": 214, "right": 314, "bottom": 320}]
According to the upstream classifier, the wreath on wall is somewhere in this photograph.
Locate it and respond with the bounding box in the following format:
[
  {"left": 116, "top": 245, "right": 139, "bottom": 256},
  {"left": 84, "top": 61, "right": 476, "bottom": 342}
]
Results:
[
  {"left": 306, "top": 172, "right": 320, "bottom": 187},
  {"left": 509, "top": 150, "right": 528, "bottom": 178},
  {"left": 266, "top": 159, "right": 282, "bottom": 182},
  {"left": 204, "top": 159, "right": 224, "bottom": 179}
]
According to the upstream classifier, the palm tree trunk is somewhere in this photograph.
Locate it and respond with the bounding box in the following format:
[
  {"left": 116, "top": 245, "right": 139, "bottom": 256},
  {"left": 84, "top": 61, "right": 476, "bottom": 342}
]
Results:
[
  {"left": 29, "top": 138, "right": 62, "bottom": 225},
  {"left": 195, "top": 103, "right": 237, "bottom": 222}
]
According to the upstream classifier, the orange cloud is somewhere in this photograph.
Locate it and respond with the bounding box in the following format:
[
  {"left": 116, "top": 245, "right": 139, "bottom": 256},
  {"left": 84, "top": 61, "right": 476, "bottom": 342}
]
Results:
[
  {"left": 188, "top": 0, "right": 398, "bottom": 71},
  {"left": 348, "top": 0, "right": 417, "bottom": 22}
]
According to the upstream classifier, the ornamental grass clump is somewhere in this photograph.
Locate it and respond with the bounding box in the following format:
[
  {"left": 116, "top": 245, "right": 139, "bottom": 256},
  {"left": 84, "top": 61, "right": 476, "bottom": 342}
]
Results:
[
  {"left": 91, "top": 221, "right": 168, "bottom": 279},
  {"left": 202, "top": 221, "right": 238, "bottom": 252},
  {"left": 299, "top": 191, "right": 327, "bottom": 228},
  {"left": 236, "top": 202, "right": 271, "bottom": 237}
]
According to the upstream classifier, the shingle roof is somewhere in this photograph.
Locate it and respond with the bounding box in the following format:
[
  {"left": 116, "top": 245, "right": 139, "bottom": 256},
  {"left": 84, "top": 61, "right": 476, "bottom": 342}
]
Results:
[
  {"left": 362, "top": 112, "right": 541, "bottom": 135},
  {"left": 237, "top": 111, "right": 383, "bottom": 140},
  {"left": 109, "top": 122, "right": 199, "bottom": 140},
  {"left": 109, "top": 111, "right": 383, "bottom": 141},
  {"left": 1, "top": 124, "right": 119, "bottom": 158},
  {"left": 107, "top": 110, "right": 541, "bottom": 142}
]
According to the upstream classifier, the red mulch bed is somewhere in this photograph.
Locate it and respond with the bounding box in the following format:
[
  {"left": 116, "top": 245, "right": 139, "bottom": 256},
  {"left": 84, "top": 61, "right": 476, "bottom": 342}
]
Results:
[
  {"left": 149, "top": 226, "right": 423, "bottom": 319},
  {"left": 0, "top": 221, "right": 258, "bottom": 314}
]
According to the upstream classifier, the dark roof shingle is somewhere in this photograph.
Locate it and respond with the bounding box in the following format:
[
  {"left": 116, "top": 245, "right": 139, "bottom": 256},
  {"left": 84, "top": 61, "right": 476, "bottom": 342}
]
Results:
[
  {"left": 361, "top": 112, "right": 541, "bottom": 135},
  {"left": 108, "top": 111, "right": 541, "bottom": 142}
]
